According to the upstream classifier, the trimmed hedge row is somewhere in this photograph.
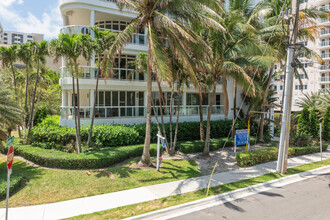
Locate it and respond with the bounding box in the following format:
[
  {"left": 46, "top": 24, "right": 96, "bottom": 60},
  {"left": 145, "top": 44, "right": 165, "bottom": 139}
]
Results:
[
  {"left": 0, "top": 137, "right": 235, "bottom": 169},
  {"left": 236, "top": 145, "right": 328, "bottom": 167},
  {"left": 30, "top": 115, "right": 247, "bottom": 149},
  {"left": 0, "top": 174, "right": 24, "bottom": 200}
]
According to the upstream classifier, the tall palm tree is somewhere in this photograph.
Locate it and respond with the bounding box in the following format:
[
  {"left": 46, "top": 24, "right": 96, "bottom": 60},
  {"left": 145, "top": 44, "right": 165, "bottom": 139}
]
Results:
[
  {"left": 87, "top": 27, "right": 117, "bottom": 147},
  {"left": 105, "top": 0, "right": 224, "bottom": 166},
  {"left": 27, "top": 41, "right": 49, "bottom": 139},
  {"left": 50, "top": 33, "right": 94, "bottom": 153},
  {"left": 17, "top": 42, "right": 33, "bottom": 137}
]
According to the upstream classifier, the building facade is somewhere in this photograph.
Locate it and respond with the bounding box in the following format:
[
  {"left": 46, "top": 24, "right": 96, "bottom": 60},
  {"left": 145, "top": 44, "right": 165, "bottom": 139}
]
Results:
[
  {"left": 59, "top": 0, "right": 241, "bottom": 127},
  {"left": 273, "top": 0, "right": 330, "bottom": 112},
  {"left": 2, "top": 31, "right": 43, "bottom": 45}
]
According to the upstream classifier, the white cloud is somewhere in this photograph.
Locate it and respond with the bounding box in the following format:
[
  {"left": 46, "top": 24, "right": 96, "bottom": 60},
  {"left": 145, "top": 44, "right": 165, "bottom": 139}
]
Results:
[{"left": 0, "top": 0, "right": 62, "bottom": 40}]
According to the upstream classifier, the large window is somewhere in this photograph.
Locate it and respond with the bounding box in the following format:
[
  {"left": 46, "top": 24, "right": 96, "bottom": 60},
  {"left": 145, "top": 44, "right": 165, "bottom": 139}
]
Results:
[{"left": 96, "top": 91, "right": 144, "bottom": 117}]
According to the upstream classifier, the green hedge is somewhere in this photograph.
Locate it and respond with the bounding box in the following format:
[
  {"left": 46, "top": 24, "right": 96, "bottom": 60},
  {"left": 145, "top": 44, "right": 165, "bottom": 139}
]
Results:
[
  {"left": 236, "top": 145, "right": 328, "bottom": 167},
  {"left": 30, "top": 115, "right": 247, "bottom": 150},
  {"left": 0, "top": 174, "right": 24, "bottom": 200},
  {"left": 1, "top": 137, "right": 237, "bottom": 169}
]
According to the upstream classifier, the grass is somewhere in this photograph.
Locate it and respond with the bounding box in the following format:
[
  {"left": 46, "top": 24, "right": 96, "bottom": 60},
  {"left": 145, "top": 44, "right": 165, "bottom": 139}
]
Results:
[
  {"left": 0, "top": 157, "right": 201, "bottom": 208},
  {"left": 67, "top": 158, "right": 330, "bottom": 220}
]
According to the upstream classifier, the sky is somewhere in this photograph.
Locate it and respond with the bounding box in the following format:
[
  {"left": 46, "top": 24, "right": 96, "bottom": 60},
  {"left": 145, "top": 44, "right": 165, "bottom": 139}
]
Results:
[{"left": 0, "top": 0, "right": 62, "bottom": 40}]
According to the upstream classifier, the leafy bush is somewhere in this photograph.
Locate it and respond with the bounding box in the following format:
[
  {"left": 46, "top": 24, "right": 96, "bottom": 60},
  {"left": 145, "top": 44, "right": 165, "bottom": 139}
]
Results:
[
  {"left": 297, "top": 106, "right": 310, "bottom": 135},
  {"left": 291, "top": 133, "right": 312, "bottom": 147},
  {"left": 322, "top": 106, "right": 330, "bottom": 141},
  {"left": 30, "top": 115, "right": 248, "bottom": 151},
  {"left": 0, "top": 174, "right": 24, "bottom": 200},
  {"left": 1, "top": 137, "right": 242, "bottom": 169},
  {"left": 309, "top": 107, "right": 319, "bottom": 138},
  {"left": 236, "top": 144, "right": 328, "bottom": 167},
  {"left": 33, "top": 106, "right": 48, "bottom": 127}
]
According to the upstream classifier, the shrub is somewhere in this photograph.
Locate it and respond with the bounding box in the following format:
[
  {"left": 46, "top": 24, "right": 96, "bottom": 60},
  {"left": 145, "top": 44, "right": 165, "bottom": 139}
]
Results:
[
  {"left": 309, "top": 107, "right": 319, "bottom": 138},
  {"left": 291, "top": 133, "right": 312, "bottom": 147},
  {"left": 236, "top": 144, "right": 328, "bottom": 167},
  {"left": 0, "top": 174, "right": 24, "bottom": 200},
  {"left": 33, "top": 106, "right": 48, "bottom": 127},
  {"left": 30, "top": 115, "right": 248, "bottom": 150},
  {"left": 322, "top": 106, "right": 330, "bottom": 141},
  {"left": 297, "top": 107, "right": 310, "bottom": 135}
]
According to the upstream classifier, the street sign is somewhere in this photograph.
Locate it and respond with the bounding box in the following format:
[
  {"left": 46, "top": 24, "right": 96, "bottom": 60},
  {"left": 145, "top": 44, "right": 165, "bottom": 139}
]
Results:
[
  {"left": 161, "top": 139, "right": 166, "bottom": 149},
  {"left": 6, "top": 136, "right": 14, "bottom": 170},
  {"left": 234, "top": 129, "right": 250, "bottom": 153}
]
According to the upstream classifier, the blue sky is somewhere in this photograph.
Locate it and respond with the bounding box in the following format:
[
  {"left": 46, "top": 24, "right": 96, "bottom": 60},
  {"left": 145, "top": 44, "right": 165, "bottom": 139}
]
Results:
[{"left": 0, "top": 0, "right": 62, "bottom": 40}]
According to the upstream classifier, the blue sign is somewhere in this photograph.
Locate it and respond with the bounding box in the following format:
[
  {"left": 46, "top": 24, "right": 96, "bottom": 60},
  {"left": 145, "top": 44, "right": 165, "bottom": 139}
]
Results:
[
  {"left": 235, "top": 129, "right": 250, "bottom": 146},
  {"left": 161, "top": 139, "right": 166, "bottom": 149}
]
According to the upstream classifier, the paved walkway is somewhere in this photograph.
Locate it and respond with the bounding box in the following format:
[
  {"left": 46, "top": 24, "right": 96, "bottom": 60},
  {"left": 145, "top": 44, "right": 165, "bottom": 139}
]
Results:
[{"left": 0, "top": 149, "right": 329, "bottom": 220}]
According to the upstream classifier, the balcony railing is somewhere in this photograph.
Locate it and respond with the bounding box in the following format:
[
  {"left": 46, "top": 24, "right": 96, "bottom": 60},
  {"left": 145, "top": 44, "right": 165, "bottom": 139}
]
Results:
[
  {"left": 321, "top": 53, "right": 330, "bottom": 59},
  {"left": 319, "top": 77, "right": 330, "bottom": 82},
  {"left": 320, "top": 65, "right": 330, "bottom": 71},
  {"left": 60, "top": 25, "right": 147, "bottom": 46},
  {"left": 320, "top": 18, "right": 330, "bottom": 24},
  {"left": 320, "top": 5, "right": 330, "bottom": 11},
  {"left": 60, "top": 105, "right": 225, "bottom": 119},
  {"left": 60, "top": 66, "right": 145, "bottom": 81},
  {"left": 321, "top": 29, "right": 330, "bottom": 35},
  {"left": 319, "top": 41, "right": 330, "bottom": 47}
]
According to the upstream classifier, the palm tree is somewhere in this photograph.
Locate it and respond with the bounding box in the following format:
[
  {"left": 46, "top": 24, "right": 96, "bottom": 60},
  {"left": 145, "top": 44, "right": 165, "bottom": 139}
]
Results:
[
  {"left": 0, "top": 85, "right": 22, "bottom": 147},
  {"left": 105, "top": 0, "right": 223, "bottom": 166},
  {"left": 17, "top": 42, "right": 33, "bottom": 137},
  {"left": 87, "top": 27, "right": 117, "bottom": 147},
  {"left": 50, "top": 33, "right": 94, "bottom": 153},
  {"left": 27, "top": 41, "right": 49, "bottom": 139}
]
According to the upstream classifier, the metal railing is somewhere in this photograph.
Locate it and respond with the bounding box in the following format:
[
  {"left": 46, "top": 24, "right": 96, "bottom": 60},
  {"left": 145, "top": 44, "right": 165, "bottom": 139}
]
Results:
[
  {"left": 320, "top": 18, "right": 330, "bottom": 24},
  {"left": 319, "top": 41, "right": 330, "bottom": 47},
  {"left": 60, "top": 105, "right": 225, "bottom": 119},
  {"left": 60, "top": 25, "right": 147, "bottom": 46},
  {"left": 320, "top": 5, "right": 330, "bottom": 11},
  {"left": 321, "top": 53, "right": 330, "bottom": 59},
  {"left": 320, "top": 65, "right": 330, "bottom": 71},
  {"left": 319, "top": 77, "right": 330, "bottom": 82}
]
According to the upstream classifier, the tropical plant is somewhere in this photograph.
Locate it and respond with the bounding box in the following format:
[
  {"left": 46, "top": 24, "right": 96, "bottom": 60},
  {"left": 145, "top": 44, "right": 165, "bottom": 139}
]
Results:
[
  {"left": 322, "top": 106, "right": 330, "bottom": 141},
  {"left": 309, "top": 107, "right": 319, "bottom": 138},
  {"left": 86, "top": 27, "right": 117, "bottom": 147},
  {"left": 297, "top": 106, "right": 310, "bottom": 135},
  {"left": 105, "top": 0, "right": 223, "bottom": 165}
]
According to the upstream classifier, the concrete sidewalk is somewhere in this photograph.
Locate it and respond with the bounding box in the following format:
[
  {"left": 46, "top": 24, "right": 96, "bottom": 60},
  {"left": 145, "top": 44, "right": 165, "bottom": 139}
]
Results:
[{"left": 0, "top": 149, "right": 329, "bottom": 220}]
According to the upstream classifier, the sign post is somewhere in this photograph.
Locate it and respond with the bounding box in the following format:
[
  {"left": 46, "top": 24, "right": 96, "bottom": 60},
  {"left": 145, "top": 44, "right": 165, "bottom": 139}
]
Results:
[
  {"left": 156, "top": 132, "right": 166, "bottom": 171},
  {"left": 320, "top": 123, "right": 323, "bottom": 164},
  {"left": 235, "top": 129, "right": 250, "bottom": 153},
  {"left": 6, "top": 136, "right": 14, "bottom": 220}
]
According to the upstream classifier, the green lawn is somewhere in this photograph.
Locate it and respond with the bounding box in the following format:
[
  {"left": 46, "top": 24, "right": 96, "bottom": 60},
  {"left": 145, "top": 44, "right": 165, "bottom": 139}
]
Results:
[
  {"left": 68, "top": 158, "right": 330, "bottom": 220},
  {"left": 0, "top": 156, "right": 201, "bottom": 207}
]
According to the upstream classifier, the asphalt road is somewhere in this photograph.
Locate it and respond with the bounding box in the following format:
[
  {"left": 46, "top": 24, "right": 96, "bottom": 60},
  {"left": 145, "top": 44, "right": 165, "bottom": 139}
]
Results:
[{"left": 171, "top": 173, "right": 330, "bottom": 220}]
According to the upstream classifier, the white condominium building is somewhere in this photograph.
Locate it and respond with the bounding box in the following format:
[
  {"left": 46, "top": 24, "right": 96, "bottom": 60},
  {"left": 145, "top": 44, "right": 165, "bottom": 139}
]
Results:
[
  {"left": 273, "top": 0, "right": 330, "bottom": 112},
  {"left": 2, "top": 31, "right": 43, "bottom": 45},
  {"left": 59, "top": 0, "right": 241, "bottom": 127}
]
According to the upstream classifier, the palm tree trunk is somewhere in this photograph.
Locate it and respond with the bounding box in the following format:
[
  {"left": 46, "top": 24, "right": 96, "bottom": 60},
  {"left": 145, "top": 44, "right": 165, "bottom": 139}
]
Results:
[
  {"left": 198, "top": 87, "right": 205, "bottom": 140},
  {"left": 156, "top": 78, "right": 170, "bottom": 152},
  {"left": 151, "top": 99, "right": 162, "bottom": 134},
  {"left": 24, "top": 68, "right": 29, "bottom": 138},
  {"left": 11, "top": 65, "right": 21, "bottom": 138},
  {"left": 259, "top": 68, "right": 274, "bottom": 142},
  {"left": 139, "top": 44, "right": 152, "bottom": 166},
  {"left": 31, "top": 93, "right": 42, "bottom": 128},
  {"left": 172, "top": 89, "right": 182, "bottom": 154},
  {"left": 169, "top": 88, "right": 174, "bottom": 151},
  {"left": 75, "top": 65, "right": 82, "bottom": 153},
  {"left": 203, "top": 78, "right": 218, "bottom": 156},
  {"left": 87, "top": 66, "right": 101, "bottom": 147},
  {"left": 72, "top": 73, "right": 80, "bottom": 154},
  {"left": 27, "top": 67, "right": 40, "bottom": 140},
  {"left": 222, "top": 73, "right": 229, "bottom": 120},
  {"left": 231, "top": 80, "right": 237, "bottom": 138}
]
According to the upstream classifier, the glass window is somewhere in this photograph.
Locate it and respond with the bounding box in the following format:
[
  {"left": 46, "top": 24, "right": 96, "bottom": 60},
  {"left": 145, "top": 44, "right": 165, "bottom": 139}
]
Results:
[
  {"left": 112, "top": 91, "right": 118, "bottom": 106},
  {"left": 127, "top": 92, "right": 135, "bottom": 106},
  {"left": 99, "top": 91, "right": 104, "bottom": 106},
  {"left": 105, "top": 91, "right": 111, "bottom": 106}
]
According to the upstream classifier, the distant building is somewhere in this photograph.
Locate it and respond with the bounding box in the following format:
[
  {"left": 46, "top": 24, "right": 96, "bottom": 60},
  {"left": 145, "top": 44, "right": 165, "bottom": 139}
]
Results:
[
  {"left": 0, "top": 23, "right": 3, "bottom": 44},
  {"left": 2, "top": 31, "right": 44, "bottom": 45}
]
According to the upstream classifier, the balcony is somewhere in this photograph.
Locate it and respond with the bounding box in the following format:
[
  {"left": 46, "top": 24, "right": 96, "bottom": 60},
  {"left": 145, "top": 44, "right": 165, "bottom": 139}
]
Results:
[
  {"left": 319, "top": 18, "right": 330, "bottom": 24},
  {"left": 60, "top": 25, "right": 147, "bottom": 46},
  {"left": 60, "top": 66, "right": 145, "bottom": 81},
  {"left": 321, "top": 53, "right": 330, "bottom": 59},
  {"left": 320, "top": 29, "right": 330, "bottom": 36},
  {"left": 319, "top": 65, "right": 330, "bottom": 71},
  {"left": 319, "top": 41, "right": 330, "bottom": 48},
  {"left": 320, "top": 5, "right": 330, "bottom": 11},
  {"left": 60, "top": 105, "right": 225, "bottom": 119},
  {"left": 319, "top": 77, "right": 330, "bottom": 83}
]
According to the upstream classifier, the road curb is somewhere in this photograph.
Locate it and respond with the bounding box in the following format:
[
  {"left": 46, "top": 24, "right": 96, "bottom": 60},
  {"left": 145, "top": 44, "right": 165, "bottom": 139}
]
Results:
[{"left": 125, "top": 165, "right": 330, "bottom": 220}]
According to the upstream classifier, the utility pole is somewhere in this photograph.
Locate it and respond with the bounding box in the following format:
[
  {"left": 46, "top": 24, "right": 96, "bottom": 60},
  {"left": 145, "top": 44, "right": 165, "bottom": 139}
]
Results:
[{"left": 276, "top": 0, "right": 300, "bottom": 174}]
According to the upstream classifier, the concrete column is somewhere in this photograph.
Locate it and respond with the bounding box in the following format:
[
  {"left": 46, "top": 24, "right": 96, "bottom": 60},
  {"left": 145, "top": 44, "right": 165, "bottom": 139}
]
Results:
[
  {"left": 68, "top": 91, "right": 72, "bottom": 107},
  {"left": 90, "top": 90, "right": 95, "bottom": 107},
  {"left": 62, "top": 90, "right": 68, "bottom": 107}
]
